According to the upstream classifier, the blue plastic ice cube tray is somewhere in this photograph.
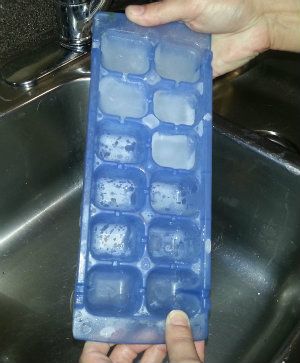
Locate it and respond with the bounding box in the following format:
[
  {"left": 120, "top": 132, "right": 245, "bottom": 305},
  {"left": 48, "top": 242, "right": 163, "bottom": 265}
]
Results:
[{"left": 73, "top": 12, "right": 212, "bottom": 344}]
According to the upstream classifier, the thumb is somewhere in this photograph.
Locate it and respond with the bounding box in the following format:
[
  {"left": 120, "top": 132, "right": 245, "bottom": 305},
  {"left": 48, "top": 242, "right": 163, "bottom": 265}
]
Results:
[
  {"left": 125, "top": 0, "right": 198, "bottom": 27},
  {"left": 165, "top": 310, "right": 204, "bottom": 363}
]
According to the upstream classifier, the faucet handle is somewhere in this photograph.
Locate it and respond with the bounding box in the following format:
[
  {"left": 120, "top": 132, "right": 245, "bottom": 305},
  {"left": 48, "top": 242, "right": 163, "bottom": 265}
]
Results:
[{"left": 88, "top": 0, "right": 111, "bottom": 22}]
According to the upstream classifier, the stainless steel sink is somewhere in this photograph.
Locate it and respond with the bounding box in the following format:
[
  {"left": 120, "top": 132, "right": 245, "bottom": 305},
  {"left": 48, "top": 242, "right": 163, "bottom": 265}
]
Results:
[
  {"left": 213, "top": 51, "right": 300, "bottom": 154},
  {"left": 210, "top": 116, "right": 300, "bottom": 363},
  {"left": 0, "top": 52, "right": 300, "bottom": 363}
]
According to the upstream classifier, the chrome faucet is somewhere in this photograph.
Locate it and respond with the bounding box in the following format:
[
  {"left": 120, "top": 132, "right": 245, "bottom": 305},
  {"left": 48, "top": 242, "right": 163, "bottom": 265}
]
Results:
[
  {"left": 55, "top": 0, "right": 112, "bottom": 52},
  {"left": 1, "top": 0, "right": 111, "bottom": 87}
]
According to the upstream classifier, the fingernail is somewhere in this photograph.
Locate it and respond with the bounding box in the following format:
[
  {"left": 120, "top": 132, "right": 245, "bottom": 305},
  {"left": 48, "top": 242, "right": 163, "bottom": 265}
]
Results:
[
  {"left": 127, "top": 5, "right": 145, "bottom": 16},
  {"left": 167, "top": 310, "right": 190, "bottom": 327}
]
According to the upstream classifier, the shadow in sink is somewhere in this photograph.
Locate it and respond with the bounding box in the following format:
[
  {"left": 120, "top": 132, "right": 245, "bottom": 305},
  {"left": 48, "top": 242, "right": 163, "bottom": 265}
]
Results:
[{"left": 0, "top": 77, "right": 299, "bottom": 363}]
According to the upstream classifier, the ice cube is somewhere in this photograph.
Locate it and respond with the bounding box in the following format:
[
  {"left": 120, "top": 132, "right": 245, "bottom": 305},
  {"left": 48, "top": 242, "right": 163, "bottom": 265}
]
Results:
[
  {"left": 155, "top": 42, "right": 201, "bottom": 83},
  {"left": 153, "top": 91, "right": 196, "bottom": 126},
  {"left": 150, "top": 182, "right": 185, "bottom": 214},
  {"left": 150, "top": 173, "right": 200, "bottom": 216},
  {"left": 99, "top": 76, "right": 148, "bottom": 118},
  {"left": 101, "top": 31, "right": 151, "bottom": 75},
  {"left": 152, "top": 132, "right": 196, "bottom": 170}
]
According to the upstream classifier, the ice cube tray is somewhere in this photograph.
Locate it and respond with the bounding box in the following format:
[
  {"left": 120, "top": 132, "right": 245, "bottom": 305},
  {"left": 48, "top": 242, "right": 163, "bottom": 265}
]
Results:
[{"left": 73, "top": 12, "right": 212, "bottom": 344}]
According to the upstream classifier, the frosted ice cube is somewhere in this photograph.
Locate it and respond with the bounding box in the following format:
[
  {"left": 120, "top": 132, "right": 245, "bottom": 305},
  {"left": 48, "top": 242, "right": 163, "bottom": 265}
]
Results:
[
  {"left": 150, "top": 176, "right": 200, "bottom": 216},
  {"left": 101, "top": 31, "right": 150, "bottom": 75},
  {"left": 92, "top": 223, "right": 129, "bottom": 256},
  {"left": 95, "top": 177, "right": 136, "bottom": 211},
  {"left": 152, "top": 132, "right": 196, "bottom": 170},
  {"left": 99, "top": 76, "right": 147, "bottom": 118},
  {"left": 150, "top": 182, "right": 185, "bottom": 214},
  {"left": 153, "top": 91, "right": 196, "bottom": 126},
  {"left": 99, "top": 133, "right": 138, "bottom": 163},
  {"left": 155, "top": 42, "right": 201, "bottom": 82}
]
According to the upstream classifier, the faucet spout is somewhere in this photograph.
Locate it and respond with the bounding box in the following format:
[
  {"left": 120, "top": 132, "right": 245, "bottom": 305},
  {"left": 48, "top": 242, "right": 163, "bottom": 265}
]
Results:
[
  {"left": 0, "top": 0, "right": 111, "bottom": 88},
  {"left": 55, "top": 0, "right": 111, "bottom": 52}
]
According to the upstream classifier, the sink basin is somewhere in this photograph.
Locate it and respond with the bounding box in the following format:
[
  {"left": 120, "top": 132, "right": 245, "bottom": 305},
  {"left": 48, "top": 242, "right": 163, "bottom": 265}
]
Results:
[
  {"left": 0, "top": 54, "right": 299, "bottom": 363},
  {"left": 213, "top": 51, "right": 300, "bottom": 154},
  {"left": 209, "top": 116, "right": 300, "bottom": 363},
  {"left": 0, "top": 78, "right": 89, "bottom": 363}
]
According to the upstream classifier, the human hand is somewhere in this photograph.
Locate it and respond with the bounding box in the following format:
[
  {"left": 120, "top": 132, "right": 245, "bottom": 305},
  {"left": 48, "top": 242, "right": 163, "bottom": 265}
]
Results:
[
  {"left": 125, "top": 0, "right": 300, "bottom": 77},
  {"left": 79, "top": 310, "right": 204, "bottom": 363}
]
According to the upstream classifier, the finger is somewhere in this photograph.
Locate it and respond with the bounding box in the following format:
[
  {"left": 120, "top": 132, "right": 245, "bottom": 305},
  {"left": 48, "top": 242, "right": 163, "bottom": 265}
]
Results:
[
  {"left": 109, "top": 344, "right": 150, "bottom": 363},
  {"left": 140, "top": 345, "right": 167, "bottom": 363},
  {"left": 165, "top": 310, "right": 202, "bottom": 363},
  {"left": 79, "top": 342, "right": 111, "bottom": 363},
  {"left": 125, "top": 0, "right": 199, "bottom": 27},
  {"left": 195, "top": 341, "right": 205, "bottom": 363}
]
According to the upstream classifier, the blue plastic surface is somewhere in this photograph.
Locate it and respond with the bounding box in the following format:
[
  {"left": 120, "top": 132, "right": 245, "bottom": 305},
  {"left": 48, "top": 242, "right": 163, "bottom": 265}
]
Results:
[{"left": 73, "top": 12, "right": 212, "bottom": 344}]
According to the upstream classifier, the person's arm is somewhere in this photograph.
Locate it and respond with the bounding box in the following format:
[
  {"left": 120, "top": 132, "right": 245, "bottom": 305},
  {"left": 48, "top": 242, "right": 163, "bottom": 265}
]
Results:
[
  {"left": 125, "top": 0, "right": 300, "bottom": 77},
  {"left": 262, "top": 0, "right": 300, "bottom": 52}
]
